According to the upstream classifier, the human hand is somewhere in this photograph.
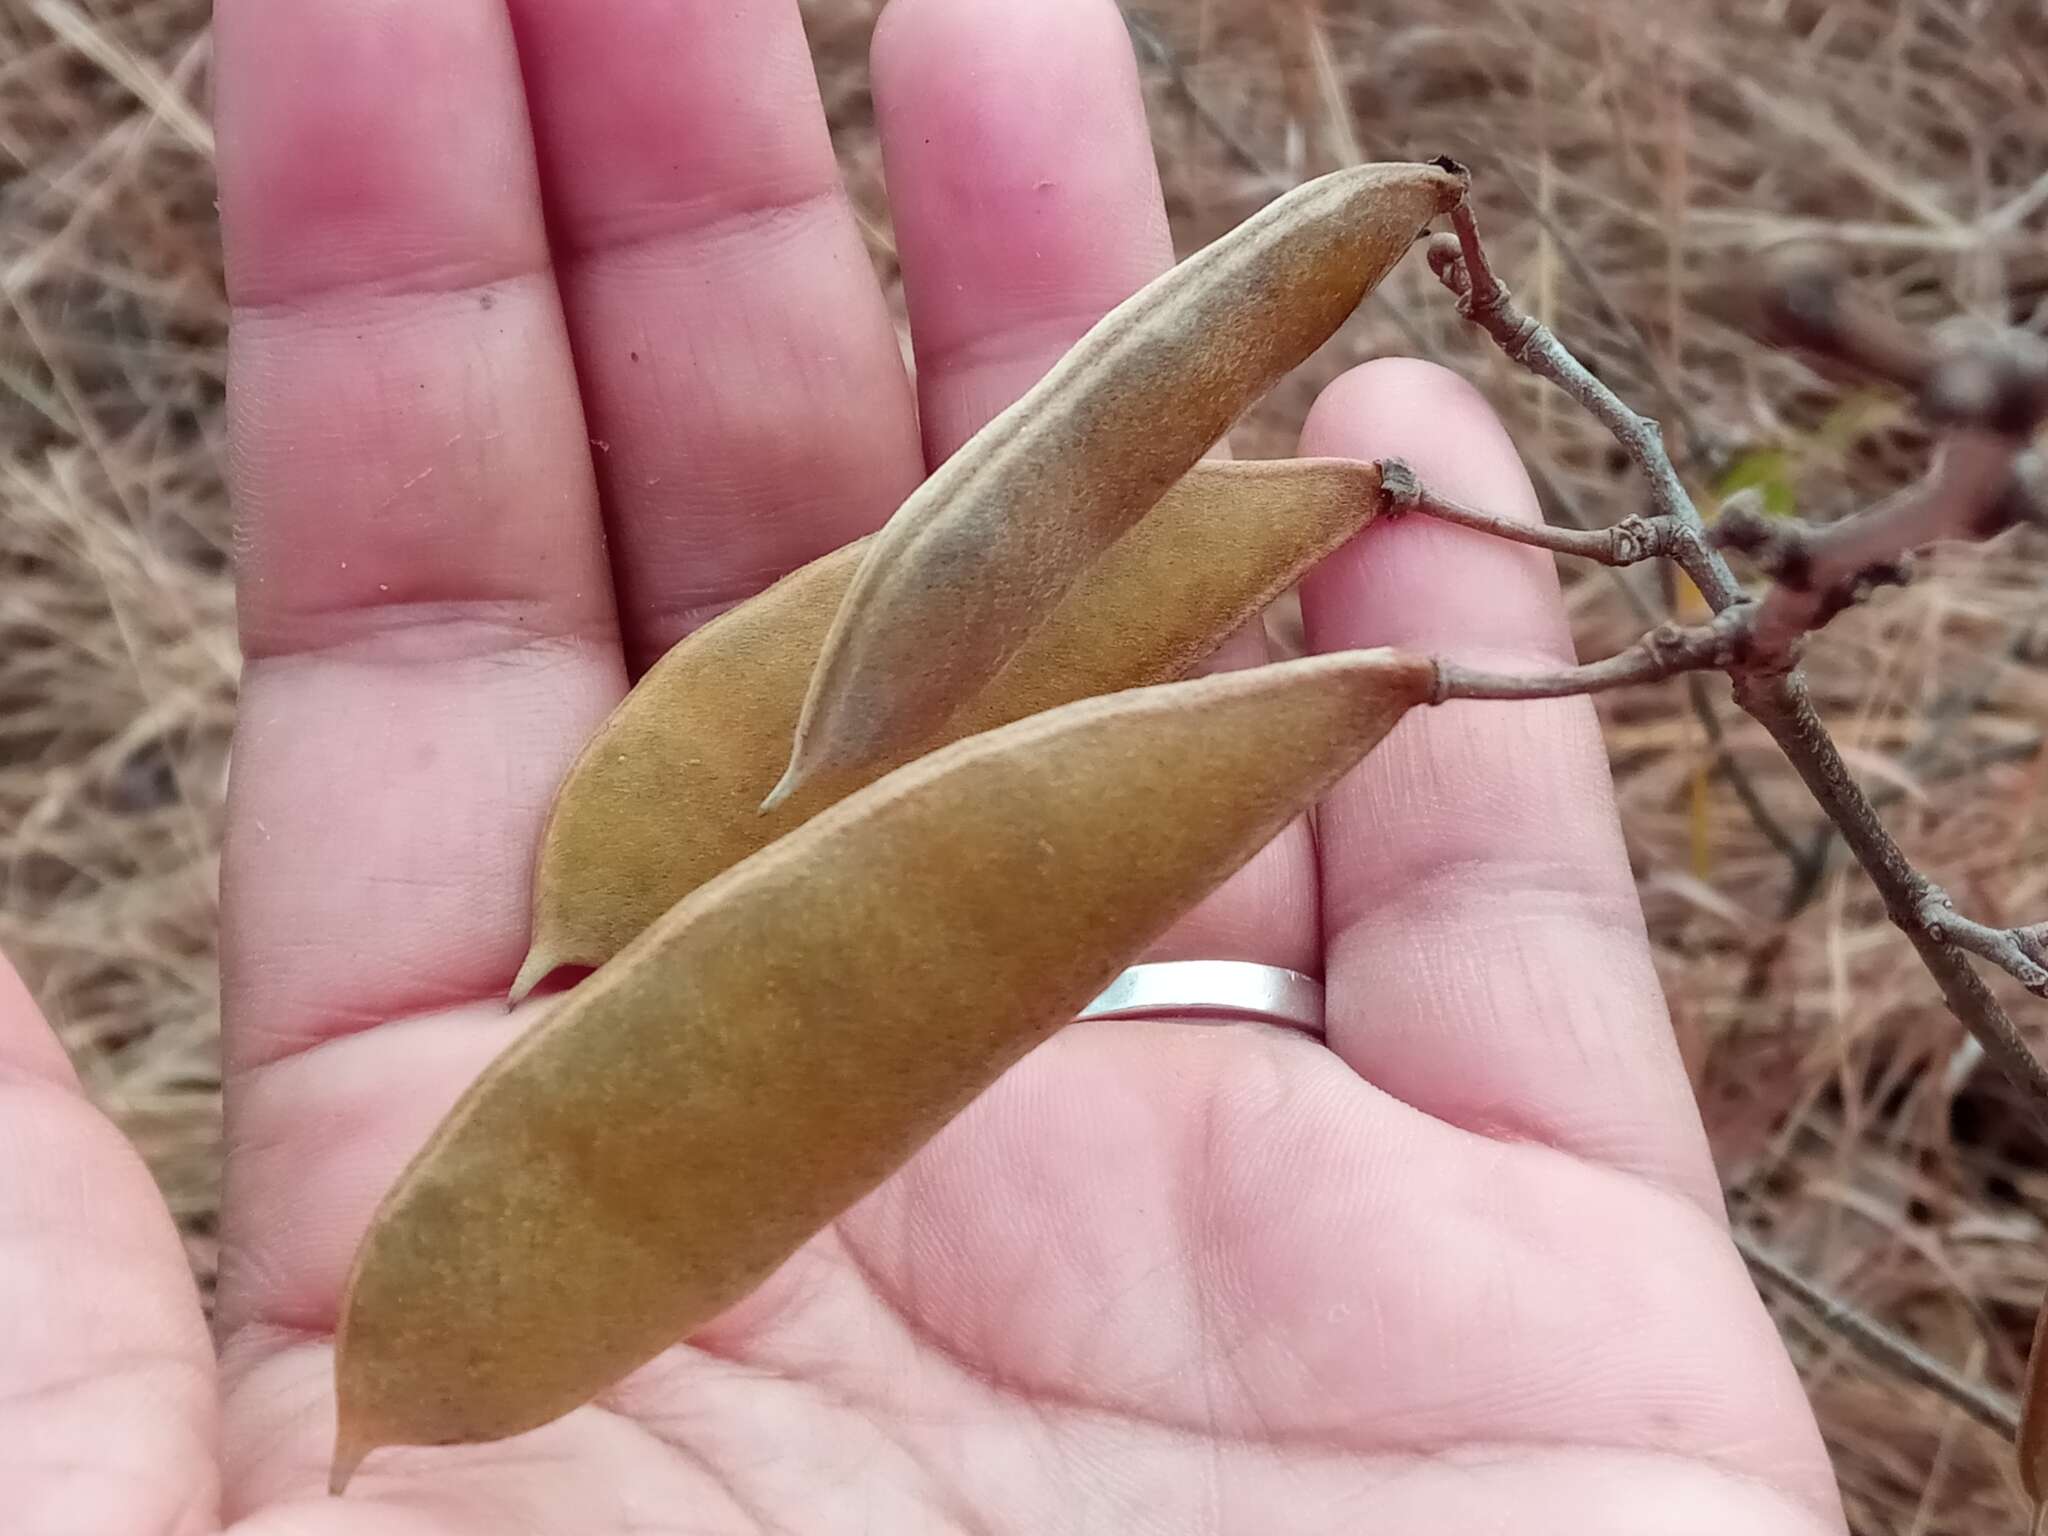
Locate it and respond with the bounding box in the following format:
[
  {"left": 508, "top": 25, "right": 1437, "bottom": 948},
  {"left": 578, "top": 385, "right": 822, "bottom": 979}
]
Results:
[{"left": 4, "top": 1, "right": 1848, "bottom": 1531}]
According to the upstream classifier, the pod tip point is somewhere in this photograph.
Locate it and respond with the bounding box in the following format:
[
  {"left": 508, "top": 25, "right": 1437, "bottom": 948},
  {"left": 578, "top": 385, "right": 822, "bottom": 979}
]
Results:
[
  {"left": 759, "top": 757, "right": 805, "bottom": 815},
  {"left": 507, "top": 946, "right": 555, "bottom": 1007},
  {"left": 329, "top": 1432, "right": 373, "bottom": 1497}
]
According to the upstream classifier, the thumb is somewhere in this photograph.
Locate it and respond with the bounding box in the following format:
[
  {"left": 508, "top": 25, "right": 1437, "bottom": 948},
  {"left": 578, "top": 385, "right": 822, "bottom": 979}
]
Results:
[
  {"left": 0, "top": 952, "right": 220, "bottom": 1534},
  {"left": 1297, "top": 358, "right": 1720, "bottom": 1211}
]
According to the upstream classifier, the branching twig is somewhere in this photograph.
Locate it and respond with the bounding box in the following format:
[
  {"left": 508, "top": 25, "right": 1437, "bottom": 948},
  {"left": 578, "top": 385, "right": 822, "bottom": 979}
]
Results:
[
  {"left": 1384, "top": 438, "right": 1813, "bottom": 870},
  {"left": 1735, "top": 1229, "right": 2019, "bottom": 1439},
  {"left": 1421, "top": 185, "right": 2048, "bottom": 1134},
  {"left": 1387, "top": 439, "right": 1812, "bottom": 866},
  {"left": 1410, "top": 183, "right": 2048, "bottom": 1492}
]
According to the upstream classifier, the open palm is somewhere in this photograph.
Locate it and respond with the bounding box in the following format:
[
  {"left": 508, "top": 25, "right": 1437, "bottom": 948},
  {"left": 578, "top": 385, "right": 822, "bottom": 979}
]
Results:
[{"left": 4, "top": 1, "right": 1848, "bottom": 1532}]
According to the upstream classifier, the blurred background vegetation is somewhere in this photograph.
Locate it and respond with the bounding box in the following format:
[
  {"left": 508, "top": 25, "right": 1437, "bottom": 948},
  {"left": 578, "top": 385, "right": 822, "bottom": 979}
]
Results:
[{"left": 2, "top": 1, "right": 2045, "bottom": 1528}]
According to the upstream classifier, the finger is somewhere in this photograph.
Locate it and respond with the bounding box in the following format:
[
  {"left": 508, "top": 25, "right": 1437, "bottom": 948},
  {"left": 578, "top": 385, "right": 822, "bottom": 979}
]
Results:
[
  {"left": 216, "top": 0, "right": 623, "bottom": 1075},
  {"left": 0, "top": 954, "right": 218, "bottom": 1532},
  {"left": 504, "top": 0, "right": 924, "bottom": 665},
  {"left": 1298, "top": 360, "right": 1720, "bottom": 1210},
  {"left": 874, "top": 0, "right": 1315, "bottom": 972},
  {"left": 874, "top": 0, "right": 1173, "bottom": 463}
]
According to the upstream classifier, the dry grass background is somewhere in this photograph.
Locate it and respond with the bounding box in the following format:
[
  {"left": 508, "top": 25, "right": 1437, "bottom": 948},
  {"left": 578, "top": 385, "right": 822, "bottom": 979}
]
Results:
[{"left": 2, "top": 0, "right": 2046, "bottom": 1529}]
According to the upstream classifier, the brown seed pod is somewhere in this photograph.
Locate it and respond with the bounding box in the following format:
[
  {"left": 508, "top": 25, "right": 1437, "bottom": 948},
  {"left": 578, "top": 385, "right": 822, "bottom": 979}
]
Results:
[
  {"left": 771, "top": 160, "right": 1467, "bottom": 804},
  {"left": 512, "top": 456, "right": 1388, "bottom": 999},
  {"left": 333, "top": 648, "right": 1434, "bottom": 1490}
]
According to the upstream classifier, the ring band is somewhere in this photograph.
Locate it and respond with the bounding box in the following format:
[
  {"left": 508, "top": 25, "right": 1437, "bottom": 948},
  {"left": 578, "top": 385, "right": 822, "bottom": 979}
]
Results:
[{"left": 1077, "top": 961, "right": 1325, "bottom": 1038}]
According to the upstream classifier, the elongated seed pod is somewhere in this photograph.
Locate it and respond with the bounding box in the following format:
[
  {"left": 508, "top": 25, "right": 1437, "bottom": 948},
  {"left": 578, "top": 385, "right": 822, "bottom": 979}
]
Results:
[
  {"left": 334, "top": 648, "right": 1435, "bottom": 1490},
  {"left": 512, "top": 456, "right": 1387, "bottom": 1000},
  {"left": 770, "top": 159, "right": 1466, "bottom": 805}
]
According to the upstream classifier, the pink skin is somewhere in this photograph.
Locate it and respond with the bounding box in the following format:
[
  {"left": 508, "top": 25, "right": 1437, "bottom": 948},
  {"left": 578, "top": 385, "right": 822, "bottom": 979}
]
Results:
[{"left": 0, "top": 0, "right": 1846, "bottom": 1532}]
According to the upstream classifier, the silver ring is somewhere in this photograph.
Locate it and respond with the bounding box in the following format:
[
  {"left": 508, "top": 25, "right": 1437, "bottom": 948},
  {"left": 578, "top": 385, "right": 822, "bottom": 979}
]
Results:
[{"left": 1077, "top": 961, "right": 1325, "bottom": 1038}]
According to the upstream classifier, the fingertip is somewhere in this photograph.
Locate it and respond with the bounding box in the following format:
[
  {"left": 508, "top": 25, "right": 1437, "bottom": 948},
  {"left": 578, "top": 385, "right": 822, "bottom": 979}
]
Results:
[
  {"left": 873, "top": 0, "right": 1165, "bottom": 265},
  {"left": 874, "top": 0, "right": 1171, "bottom": 455},
  {"left": 503, "top": 0, "right": 833, "bottom": 250},
  {"left": 873, "top": 0, "right": 1162, "bottom": 248},
  {"left": 214, "top": 0, "right": 546, "bottom": 310},
  {"left": 875, "top": 0, "right": 1150, "bottom": 131}
]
